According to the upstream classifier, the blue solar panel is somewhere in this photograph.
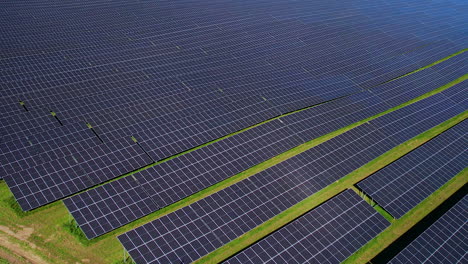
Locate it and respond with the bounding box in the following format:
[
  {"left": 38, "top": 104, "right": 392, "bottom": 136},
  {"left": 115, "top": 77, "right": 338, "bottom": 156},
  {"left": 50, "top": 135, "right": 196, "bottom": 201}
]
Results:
[
  {"left": 0, "top": 1, "right": 466, "bottom": 257},
  {"left": 370, "top": 55, "right": 466, "bottom": 109},
  {"left": 225, "top": 190, "right": 390, "bottom": 264},
  {"left": 370, "top": 92, "right": 463, "bottom": 143},
  {"left": 357, "top": 121, "right": 466, "bottom": 218},
  {"left": 116, "top": 89, "right": 457, "bottom": 262},
  {"left": 389, "top": 195, "right": 467, "bottom": 263},
  {"left": 4, "top": 137, "right": 153, "bottom": 211},
  {"left": 442, "top": 80, "right": 468, "bottom": 110},
  {"left": 63, "top": 91, "right": 388, "bottom": 239},
  {"left": 0, "top": 122, "right": 99, "bottom": 179}
]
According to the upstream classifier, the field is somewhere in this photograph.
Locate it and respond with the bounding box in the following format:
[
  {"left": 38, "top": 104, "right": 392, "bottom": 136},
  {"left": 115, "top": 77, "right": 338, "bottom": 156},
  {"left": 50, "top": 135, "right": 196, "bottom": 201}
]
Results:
[{"left": 0, "top": 46, "right": 466, "bottom": 263}]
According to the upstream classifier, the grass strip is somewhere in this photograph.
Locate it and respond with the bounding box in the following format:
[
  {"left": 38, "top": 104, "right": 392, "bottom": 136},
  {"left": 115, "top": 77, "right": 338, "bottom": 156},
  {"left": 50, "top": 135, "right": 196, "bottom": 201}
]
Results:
[
  {"left": 350, "top": 186, "right": 395, "bottom": 222},
  {"left": 194, "top": 110, "right": 467, "bottom": 264}
]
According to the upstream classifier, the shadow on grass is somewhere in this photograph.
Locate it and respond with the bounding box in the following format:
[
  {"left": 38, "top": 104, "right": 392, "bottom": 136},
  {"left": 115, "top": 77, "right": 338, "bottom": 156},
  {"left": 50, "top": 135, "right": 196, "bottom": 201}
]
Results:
[
  {"left": 63, "top": 219, "right": 92, "bottom": 246},
  {"left": 112, "top": 257, "right": 135, "bottom": 264},
  {"left": 3, "top": 196, "right": 58, "bottom": 218}
]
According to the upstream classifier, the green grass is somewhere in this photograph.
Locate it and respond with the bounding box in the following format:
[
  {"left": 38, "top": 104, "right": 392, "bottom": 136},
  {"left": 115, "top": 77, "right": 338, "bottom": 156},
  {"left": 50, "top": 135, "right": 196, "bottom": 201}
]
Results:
[
  {"left": 194, "top": 111, "right": 466, "bottom": 263},
  {"left": 0, "top": 181, "right": 124, "bottom": 263},
  {"left": 0, "top": 50, "right": 466, "bottom": 264},
  {"left": 342, "top": 169, "right": 467, "bottom": 264},
  {"left": 350, "top": 186, "right": 395, "bottom": 222}
]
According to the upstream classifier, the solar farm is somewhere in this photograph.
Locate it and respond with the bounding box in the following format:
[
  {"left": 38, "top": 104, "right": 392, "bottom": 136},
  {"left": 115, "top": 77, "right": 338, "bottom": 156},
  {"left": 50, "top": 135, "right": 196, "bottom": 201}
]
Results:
[{"left": 0, "top": 0, "right": 467, "bottom": 263}]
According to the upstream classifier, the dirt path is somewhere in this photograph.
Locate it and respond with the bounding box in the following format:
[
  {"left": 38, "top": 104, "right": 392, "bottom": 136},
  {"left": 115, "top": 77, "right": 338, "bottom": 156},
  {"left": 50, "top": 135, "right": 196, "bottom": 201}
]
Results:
[{"left": 0, "top": 226, "right": 48, "bottom": 264}]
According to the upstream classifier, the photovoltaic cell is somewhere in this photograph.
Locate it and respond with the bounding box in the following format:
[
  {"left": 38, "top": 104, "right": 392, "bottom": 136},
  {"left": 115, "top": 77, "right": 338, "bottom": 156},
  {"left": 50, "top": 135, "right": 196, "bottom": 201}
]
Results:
[
  {"left": 224, "top": 190, "right": 390, "bottom": 264},
  {"left": 389, "top": 195, "right": 467, "bottom": 264},
  {"left": 64, "top": 119, "right": 303, "bottom": 239},
  {"left": 441, "top": 80, "right": 467, "bottom": 110},
  {"left": 1, "top": 0, "right": 465, "bottom": 252},
  {"left": 283, "top": 91, "right": 388, "bottom": 143},
  {"left": 370, "top": 92, "right": 463, "bottom": 143},
  {"left": 0, "top": 3, "right": 465, "bottom": 204},
  {"left": 2, "top": 0, "right": 466, "bottom": 151},
  {"left": 0, "top": 109, "right": 59, "bottom": 143}
]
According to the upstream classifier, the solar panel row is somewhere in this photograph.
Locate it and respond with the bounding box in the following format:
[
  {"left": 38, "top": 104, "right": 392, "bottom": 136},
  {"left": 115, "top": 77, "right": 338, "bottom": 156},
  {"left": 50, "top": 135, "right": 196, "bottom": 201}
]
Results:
[
  {"left": 357, "top": 121, "right": 467, "bottom": 218},
  {"left": 224, "top": 190, "right": 390, "bottom": 264},
  {"left": 64, "top": 91, "right": 387, "bottom": 239},
  {"left": 1, "top": 3, "right": 464, "bottom": 194},
  {"left": 0, "top": 22, "right": 452, "bottom": 145},
  {"left": 0, "top": 0, "right": 465, "bottom": 263},
  {"left": 389, "top": 195, "right": 467, "bottom": 264},
  {"left": 370, "top": 59, "right": 467, "bottom": 109},
  {"left": 3, "top": 47, "right": 464, "bottom": 209},
  {"left": 115, "top": 89, "right": 462, "bottom": 263},
  {"left": 1, "top": 30, "right": 460, "bottom": 142},
  {"left": 3, "top": 42, "right": 462, "bottom": 159},
  {"left": 1, "top": 3, "right": 464, "bottom": 145},
  {"left": 1, "top": 0, "right": 464, "bottom": 68},
  {"left": 4, "top": 137, "right": 153, "bottom": 211},
  {"left": 0, "top": 122, "right": 99, "bottom": 178},
  {"left": 64, "top": 76, "right": 466, "bottom": 239}
]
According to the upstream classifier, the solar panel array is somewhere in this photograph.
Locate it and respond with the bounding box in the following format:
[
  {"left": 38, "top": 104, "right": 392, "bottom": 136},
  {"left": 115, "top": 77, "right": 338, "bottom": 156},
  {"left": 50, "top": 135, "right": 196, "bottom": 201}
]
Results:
[
  {"left": 64, "top": 72, "right": 466, "bottom": 239},
  {"left": 2, "top": 0, "right": 467, "bottom": 205},
  {"left": 116, "top": 88, "right": 463, "bottom": 263},
  {"left": 4, "top": 137, "right": 153, "bottom": 211},
  {"left": 389, "top": 195, "right": 468, "bottom": 264},
  {"left": 1, "top": 0, "right": 467, "bottom": 263},
  {"left": 357, "top": 121, "right": 467, "bottom": 218},
  {"left": 224, "top": 190, "right": 390, "bottom": 264},
  {"left": 63, "top": 91, "right": 388, "bottom": 239}
]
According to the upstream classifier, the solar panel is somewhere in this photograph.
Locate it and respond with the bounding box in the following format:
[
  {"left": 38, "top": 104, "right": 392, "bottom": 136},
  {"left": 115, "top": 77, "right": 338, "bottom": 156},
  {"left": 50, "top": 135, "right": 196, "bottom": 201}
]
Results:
[
  {"left": 0, "top": 109, "right": 59, "bottom": 143},
  {"left": 2, "top": 2, "right": 465, "bottom": 142},
  {"left": 357, "top": 121, "right": 467, "bottom": 218},
  {"left": 63, "top": 91, "right": 388, "bottom": 239},
  {"left": 430, "top": 49, "right": 467, "bottom": 82},
  {"left": 388, "top": 195, "right": 467, "bottom": 264},
  {"left": 442, "top": 80, "right": 467, "bottom": 109},
  {"left": 283, "top": 91, "right": 388, "bottom": 143},
  {"left": 225, "top": 190, "right": 390, "bottom": 264},
  {"left": 64, "top": 118, "right": 301, "bottom": 238},
  {"left": 0, "top": 7, "right": 465, "bottom": 264},
  {"left": 4, "top": 137, "right": 153, "bottom": 211},
  {"left": 370, "top": 54, "right": 466, "bottom": 109},
  {"left": 116, "top": 90, "right": 461, "bottom": 262},
  {"left": 116, "top": 122, "right": 393, "bottom": 263},
  {"left": 404, "top": 40, "right": 462, "bottom": 67},
  {"left": 370, "top": 92, "right": 463, "bottom": 143},
  {"left": 1, "top": 0, "right": 466, "bottom": 242},
  {"left": 0, "top": 122, "right": 100, "bottom": 179}
]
